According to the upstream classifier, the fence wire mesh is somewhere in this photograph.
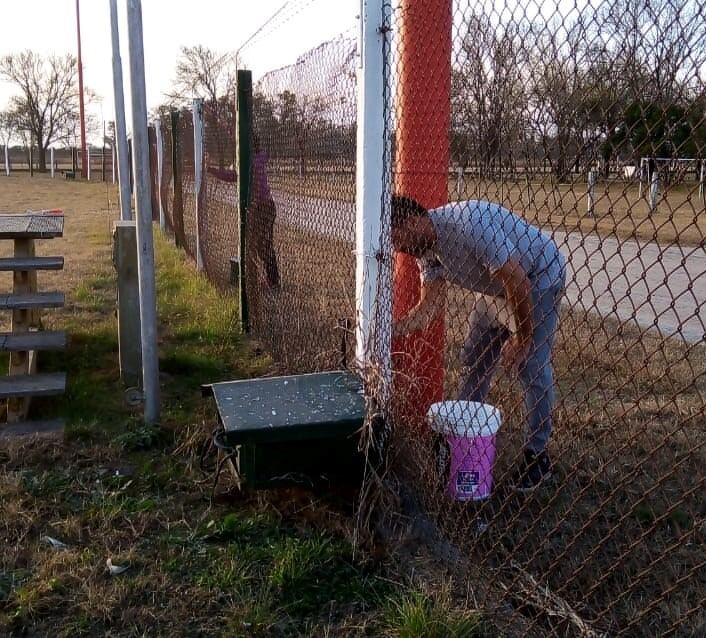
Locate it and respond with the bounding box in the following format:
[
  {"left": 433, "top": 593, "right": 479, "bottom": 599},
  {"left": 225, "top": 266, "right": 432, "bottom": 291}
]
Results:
[
  {"left": 150, "top": 1, "right": 706, "bottom": 634},
  {"left": 246, "top": 35, "right": 358, "bottom": 371},
  {"left": 202, "top": 99, "right": 239, "bottom": 289}
]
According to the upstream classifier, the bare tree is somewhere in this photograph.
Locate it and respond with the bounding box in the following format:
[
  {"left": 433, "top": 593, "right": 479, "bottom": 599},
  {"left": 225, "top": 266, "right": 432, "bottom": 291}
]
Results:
[
  {"left": 0, "top": 51, "right": 79, "bottom": 172},
  {"left": 166, "top": 45, "right": 235, "bottom": 104},
  {"left": 451, "top": 14, "right": 528, "bottom": 178},
  {"left": 0, "top": 110, "right": 15, "bottom": 147},
  {"left": 602, "top": 0, "right": 706, "bottom": 104},
  {"left": 276, "top": 90, "right": 325, "bottom": 177},
  {"left": 167, "top": 46, "right": 237, "bottom": 169}
]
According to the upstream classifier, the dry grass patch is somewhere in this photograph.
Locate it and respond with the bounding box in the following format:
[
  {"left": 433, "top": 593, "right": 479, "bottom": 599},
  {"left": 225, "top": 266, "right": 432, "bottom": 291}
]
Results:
[{"left": 0, "top": 175, "right": 483, "bottom": 637}]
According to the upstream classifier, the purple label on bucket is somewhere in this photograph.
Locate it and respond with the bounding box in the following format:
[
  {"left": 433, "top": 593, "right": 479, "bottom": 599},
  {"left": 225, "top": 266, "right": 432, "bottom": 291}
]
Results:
[
  {"left": 457, "top": 471, "right": 480, "bottom": 493},
  {"left": 446, "top": 433, "right": 497, "bottom": 500}
]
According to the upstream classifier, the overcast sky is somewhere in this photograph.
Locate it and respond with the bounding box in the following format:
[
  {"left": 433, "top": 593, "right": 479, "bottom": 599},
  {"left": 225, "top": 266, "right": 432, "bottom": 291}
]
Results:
[{"left": 0, "top": 0, "right": 359, "bottom": 143}]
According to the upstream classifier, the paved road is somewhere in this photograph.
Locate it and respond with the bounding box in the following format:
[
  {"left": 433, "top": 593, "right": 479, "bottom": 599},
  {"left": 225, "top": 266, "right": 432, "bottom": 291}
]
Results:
[
  {"left": 553, "top": 232, "right": 706, "bottom": 344},
  {"left": 266, "top": 194, "right": 706, "bottom": 344}
]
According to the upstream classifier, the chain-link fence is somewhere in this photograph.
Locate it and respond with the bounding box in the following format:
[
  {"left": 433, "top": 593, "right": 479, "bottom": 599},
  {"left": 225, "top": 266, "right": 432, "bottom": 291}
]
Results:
[
  {"left": 245, "top": 35, "right": 358, "bottom": 371},
  {"left": 150, "top": 1, "right": 706, "bottom": 634}
]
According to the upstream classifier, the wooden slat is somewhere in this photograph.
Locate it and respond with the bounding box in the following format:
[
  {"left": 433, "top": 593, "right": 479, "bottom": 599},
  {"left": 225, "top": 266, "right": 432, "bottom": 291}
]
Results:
[
  {"left": 0, "top": 419, "right": 64, "bottom": 439},
  {"left": 0, "top": 331, "right": 66, "bottom": 351},
  {"left": 0, "top": 256, "right": 64, "bottom": 271},
  {"left": 0, "top": 214, "right": 64, "bottom": 239},
  {"left": 0, "top": 292, "right": 64, "bottom": 310},
  {"left": 0, "top": 372, "right": 66, "bottom": 399}
]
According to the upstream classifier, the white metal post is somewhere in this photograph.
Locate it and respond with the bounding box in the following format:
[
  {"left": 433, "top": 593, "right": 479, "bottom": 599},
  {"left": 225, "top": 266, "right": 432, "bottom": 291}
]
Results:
[
  {"left": 126, "top": 0, "right": 160, "bottom": 424},
  {"left": 4, "top": 144, "right": 8, "bottom": 176},
  {"left": 192, "top": 98, "right": 204, "bottom": 271},
  {"left": 155, "top": 120, "right": 165, "bottom": 231},
  {"left": 110, "top": 0, "right": 133, "bottom": 221},
  {"left": 355, "top": 0, "right": 391, "bottom": 391},
  {"left": 50, "top": 148, "right": 55, "bottom": 178},
  {"left": 649, "top": 168, "right": 660, "bottom": 214},
  {"left": 699, "top": 161, "right": 704, "bottom": 203},
  {"left": 112, "top": 139, "right": 116, "bottom": 184},
  {"left": 587, "top": 168, "right": 596, "bottom": 217},
  {"left": 87, "top": 146, "right": 91, "bottom": 180}
]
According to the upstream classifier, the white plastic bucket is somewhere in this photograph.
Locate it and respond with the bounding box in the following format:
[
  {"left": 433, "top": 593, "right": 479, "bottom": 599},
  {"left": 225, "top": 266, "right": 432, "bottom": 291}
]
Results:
[{"left": 428, "top": 401, "right": 502, "bottom": 501}]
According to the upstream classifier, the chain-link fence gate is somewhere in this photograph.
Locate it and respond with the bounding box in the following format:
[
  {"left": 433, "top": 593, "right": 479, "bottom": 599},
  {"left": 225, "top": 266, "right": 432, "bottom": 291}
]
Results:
[{"left": 150, "top": 1, "right": 705, "bottom": 634}]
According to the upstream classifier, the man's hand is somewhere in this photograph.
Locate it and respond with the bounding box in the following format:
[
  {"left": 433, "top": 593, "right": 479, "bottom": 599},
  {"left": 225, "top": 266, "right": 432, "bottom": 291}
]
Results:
[
  {"left": 393, "top": 278, "right": 445, "bottom": 338},
  {"left": 501, "top": 334, "right": 531, "bottom": 370}
]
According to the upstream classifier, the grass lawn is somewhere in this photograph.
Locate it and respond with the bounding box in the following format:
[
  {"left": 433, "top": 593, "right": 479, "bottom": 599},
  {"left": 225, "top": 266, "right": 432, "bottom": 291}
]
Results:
[{"left": 0, "top": 175, "right": 491, "bottom": 637}]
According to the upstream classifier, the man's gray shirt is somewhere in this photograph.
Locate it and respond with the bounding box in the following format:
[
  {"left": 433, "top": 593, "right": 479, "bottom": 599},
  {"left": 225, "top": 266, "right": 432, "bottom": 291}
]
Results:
[{"left": 418, "top": 200, "right": 565, "bottom": 295}]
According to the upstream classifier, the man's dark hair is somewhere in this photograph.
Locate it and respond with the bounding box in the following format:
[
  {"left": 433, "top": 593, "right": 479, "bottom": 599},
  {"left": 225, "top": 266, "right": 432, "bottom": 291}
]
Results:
[{"left": 391, "top": 195, "right": 428, "bottom": 228}]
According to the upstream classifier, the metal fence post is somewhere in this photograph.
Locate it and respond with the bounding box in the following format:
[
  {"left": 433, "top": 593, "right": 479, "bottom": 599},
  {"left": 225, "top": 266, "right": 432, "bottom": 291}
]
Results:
[
  {"left": 50, "top": 148, "right": 55, "bottom": 178},
  {"left": 587, "top": 168, "right": 596, "bottom": 217},
  {"left": 237, "top": 70, "right": 252, "bottom": 333},
  {"left": 649, "top": 169, "right": 660, "bottom": 214},
  {"left": 126, "top": 0, "right": 160, "bottom": 424},
  {"left": 155, "top": 120, "right": 165, "bottom": 231},
  {"left": 4, "top": 144, "right": 8, "bottom": 176},
  {"left": 110, "top": 0, "right": 133, "bottom": 221},
  {"left": 87, "top": 146, "right": 91, "bottom": 181},
  {"left": 170, "top": 109, "right": 185, "bottom": 249},
  {"left": 699, "top": 161, "right": 704, "bottom": 203},
  {"left": 355, "top": 0, "right": 391, "bottom": 388},
  {"left": 192, "top": 98, "right": 204, "bottom": 270}
]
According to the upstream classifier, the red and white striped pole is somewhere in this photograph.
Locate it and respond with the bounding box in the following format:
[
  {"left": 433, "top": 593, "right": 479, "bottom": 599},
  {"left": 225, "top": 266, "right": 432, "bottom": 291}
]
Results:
[{"left": 393, "top": 0, "right": 451, "bottom": 425}]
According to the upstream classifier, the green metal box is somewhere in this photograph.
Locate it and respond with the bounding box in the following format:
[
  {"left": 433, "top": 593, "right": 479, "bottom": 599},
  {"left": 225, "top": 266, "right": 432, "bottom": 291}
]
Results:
[{"left": 203, "top": 371, "right": 367, "bottom": 488}]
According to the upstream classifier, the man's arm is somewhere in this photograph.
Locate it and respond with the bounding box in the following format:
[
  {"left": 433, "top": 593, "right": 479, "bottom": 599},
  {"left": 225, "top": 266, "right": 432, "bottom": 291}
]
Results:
[
  {"left": 492, "top": 258, "right": 534, "bottom": 368},
  {"left": 393, "top": 278, "right": 446, "bottom": 337}
]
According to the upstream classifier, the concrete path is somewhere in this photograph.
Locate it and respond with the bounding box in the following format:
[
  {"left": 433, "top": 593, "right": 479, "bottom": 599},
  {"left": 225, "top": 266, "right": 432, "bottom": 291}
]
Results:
[
  {"left": 269, "top": 194, "right": 706, "bottom": 344},
  {"left": 552, "top": 232, "right": 706, "bottom": 344}
]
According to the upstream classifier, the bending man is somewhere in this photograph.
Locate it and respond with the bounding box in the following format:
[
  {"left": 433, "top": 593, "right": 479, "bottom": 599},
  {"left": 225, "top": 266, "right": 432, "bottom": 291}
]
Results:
[{"left": 391, "top": 196, "right": 566, "bottom": 491}]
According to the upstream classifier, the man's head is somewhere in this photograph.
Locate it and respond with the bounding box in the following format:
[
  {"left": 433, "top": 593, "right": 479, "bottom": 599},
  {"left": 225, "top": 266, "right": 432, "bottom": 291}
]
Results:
[{"left": 391, "top": 195, "right": 435, "bottom": 256}]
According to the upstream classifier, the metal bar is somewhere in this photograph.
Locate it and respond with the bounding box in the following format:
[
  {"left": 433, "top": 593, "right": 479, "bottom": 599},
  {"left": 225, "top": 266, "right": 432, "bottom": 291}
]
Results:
[
  {"left": 50, "top": 148, "right": 55, "bottom": 178},
  {"left": 112, "top": 134, "right": 116, "bottom": 184},
  {"left": 393, "top": 0, "right": 451, "bottom": 421},
  {"left": 109, "top": 0, "right": 133, "bottom": 221},
  {"left": 649, "top": 169, "right": 660, "bottom": 214},
  {"left": 76, "top": 0, "right": 88, "bottom": 179},
  {"left": 155, "top": 120, "right": 165, "bottom": 231},
  {"left": 170, "top": 109, "right": 185, "bottom": 248},
  {"left": 192, "top": 98, "right": 204, "bottom": 270},
  {"left": 237, "top": 70, "right": 252, "bottom": 333},
  {"left": 355, "top": 0, "right": 390, "bottom": 385},
  {"left": 126, "top": 0, "right": 160, "bottom": 424},
  {"left": 587, "top": 169, "right": 596, "bottom": 217},
  {"left": 4, "top": 144, "right": 9, "bottom": 176}
]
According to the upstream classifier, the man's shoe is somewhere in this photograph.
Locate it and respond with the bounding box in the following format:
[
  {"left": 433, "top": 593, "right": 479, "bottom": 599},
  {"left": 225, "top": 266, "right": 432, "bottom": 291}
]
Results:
[{"left": 512, "top": 449, "right": 553, "bottom": 492}]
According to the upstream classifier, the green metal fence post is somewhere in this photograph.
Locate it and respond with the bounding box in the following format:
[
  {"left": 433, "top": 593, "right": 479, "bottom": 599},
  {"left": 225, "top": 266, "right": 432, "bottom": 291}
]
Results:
[
  {"left": 237, "top": 70, "right": 252, "bottom": 333},
  {"left": 170, "top": 109, "right": 184, "bottom": 249}
]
